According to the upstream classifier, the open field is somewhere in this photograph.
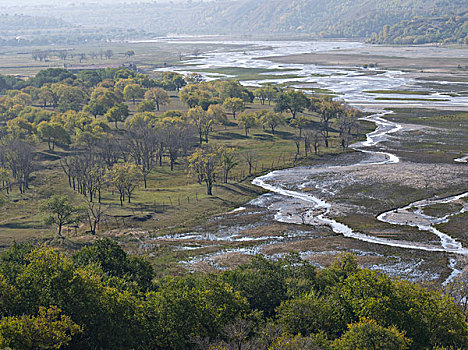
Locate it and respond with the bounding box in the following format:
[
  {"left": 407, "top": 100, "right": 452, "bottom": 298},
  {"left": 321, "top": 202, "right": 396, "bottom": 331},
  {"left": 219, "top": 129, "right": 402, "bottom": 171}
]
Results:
[
  {"left": 0, "top": 90, "right": 370, "bottom": 268},
  {"left": 0, "top": 41, "right": 239, "bottom": 77}
]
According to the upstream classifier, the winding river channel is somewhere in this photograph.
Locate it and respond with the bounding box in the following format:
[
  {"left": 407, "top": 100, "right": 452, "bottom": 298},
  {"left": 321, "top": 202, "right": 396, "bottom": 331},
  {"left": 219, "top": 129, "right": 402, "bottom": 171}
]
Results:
[{"left": 151, "top": 37, "right": 468, "bottom": 283}]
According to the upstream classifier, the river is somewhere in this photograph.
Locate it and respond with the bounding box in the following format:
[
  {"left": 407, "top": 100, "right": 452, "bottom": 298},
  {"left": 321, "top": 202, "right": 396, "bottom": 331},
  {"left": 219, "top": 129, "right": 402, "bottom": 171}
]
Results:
[{"left": 150, "top": 37, "right": 468, "bottom": 283}]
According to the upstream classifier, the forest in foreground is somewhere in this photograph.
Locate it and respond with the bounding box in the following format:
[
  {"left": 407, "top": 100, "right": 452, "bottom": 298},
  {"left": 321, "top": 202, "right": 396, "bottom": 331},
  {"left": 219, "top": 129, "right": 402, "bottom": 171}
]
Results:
[{"left": 0, "top": 242, "right": 467, "bottom": 350}]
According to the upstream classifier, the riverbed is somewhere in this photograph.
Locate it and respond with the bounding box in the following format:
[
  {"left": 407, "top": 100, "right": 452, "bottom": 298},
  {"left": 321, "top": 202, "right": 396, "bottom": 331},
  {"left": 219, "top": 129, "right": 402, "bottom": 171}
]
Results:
[{"left": 149, "top": 37, "right": 468, "bottom": 284}]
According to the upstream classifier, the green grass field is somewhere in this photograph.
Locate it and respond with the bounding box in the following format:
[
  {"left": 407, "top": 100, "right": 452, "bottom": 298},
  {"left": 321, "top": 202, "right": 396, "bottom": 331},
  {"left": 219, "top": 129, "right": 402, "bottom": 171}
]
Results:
[{"left": 0, "top": 93, "right": 371, "bottom": 249}]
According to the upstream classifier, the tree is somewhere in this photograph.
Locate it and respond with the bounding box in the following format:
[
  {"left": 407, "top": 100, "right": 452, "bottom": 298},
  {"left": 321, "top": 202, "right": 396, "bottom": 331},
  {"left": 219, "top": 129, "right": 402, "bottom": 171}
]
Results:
[
  {"left": 238, "top": 112, "right": 257, "bottom": 136},
  {"left": 37, "top": 122, "right": 70, "bottom": 150},
  {"left": 333, "top": 318, "right": 411, "bottom": 350},
  {"left": 42, "top": 195, "right": 79, "bottom": 236},
  {"left": 126, "top": 50, "right": 135, "bottom": 58},
  {"left": 109, "top": 163, "right": 141, "bottom": 205},
  {"left": 207, "top": 104, "right": 229, "bottom": 126},
  {"left": 220, "top": 147, "right": 238, "bottom": 183},
  {"left": 123, "top": 84, "right": 144, "bottom": 104},
  {"left": 187, "top": 145, "right": 223, "bottom": 196},
  {"left": 0, "top": 167, "right": 11, "bottom": 196},
  {"left": 289, "top": 116, "right": 308, "bottom": 137},
  {"left": 223, "top": 97, "right": 245, "bottom": 119},
  {"left": 258, "top": 111, "right": 285, "bottom": 134},
  {"left": 254, "top": 85, "right": 277, "bottom": 105},
  {"left": 105, "top": 103, "right": 129, "bottom": 128},
  {"left": 104, "top": 49, "right": 114, "bottom": 59},
  {"left": 136, "top": 99, "right": 155, "bottom": 113},
  {"left": 125, "top": 115, "right": 159, "bottom": 187},
  {"left": 73, "top": 238, "right": 154, "bottom": 291},
  {"left": 85, "top": 198, "right": 107, "bottom": 235},
  {"left": 318, "top": 100, "right": 344, "bottom": 148},
  {"left": 161, "top": 118, "right": 197, "bottom": 171},
  {"left": 185, "top": 72, "right": 204, "bottom": 84},
  {"left": 84, "top": 99, "right": 107, "bottom": 118},
  {"left": 145, "top": 87, "right": 170, "bottom": 112},
  {"left": 37, "top": 86, "right": 55, "bottom": 108},
  {"left": 188, "top": 106, "right": 216, "bottom": 145},
  {"left": 52, "top": 84, "right": 88, "bottom": 112},
  {"left": 275, "top": 90, "right": 310, "bottom": 119},
  {"left": 338, "top": 107, "right": 359, "bottom": 149},
  {"left": 161, "top": 72, "right": 186, "bottom": 92},
  {"left": 2, "top": 140, "right": 36, "bottom": 194},
  {"left": 0, "top": 306, "right": 82, "bottom": 350},
  {"left": 222, "top": 255, "right": 287, "bottom": 318},
  {"left": 241, "top": 151, "right": 258, "bottom": 176}
]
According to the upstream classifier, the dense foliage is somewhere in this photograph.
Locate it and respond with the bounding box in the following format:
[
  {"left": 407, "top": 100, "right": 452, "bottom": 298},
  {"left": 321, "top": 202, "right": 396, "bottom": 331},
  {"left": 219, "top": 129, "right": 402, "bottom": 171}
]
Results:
[
  {"left": 369, "top": 13, "right": 468, "bottom": 45},
  {"left": 0, "top": 243, "right": 466, "bottom": 350}
]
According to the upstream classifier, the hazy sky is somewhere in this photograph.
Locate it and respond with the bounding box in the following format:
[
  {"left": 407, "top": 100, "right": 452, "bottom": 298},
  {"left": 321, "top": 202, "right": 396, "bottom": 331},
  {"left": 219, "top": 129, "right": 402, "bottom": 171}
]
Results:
[{"left": 0, "top": 0, "right": 201, "bottom": 4}]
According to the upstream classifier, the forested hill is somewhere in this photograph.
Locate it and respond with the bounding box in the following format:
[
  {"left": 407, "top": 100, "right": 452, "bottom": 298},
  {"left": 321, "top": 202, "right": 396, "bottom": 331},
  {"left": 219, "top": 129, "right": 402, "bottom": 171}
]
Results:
[
  {"left": 4, "top": 0, "right": 468, "bottom": 44},
  {"left": 197, "top": 0, "right": 467, "bottom": 38},
  {"left": 368, "top": 13, "right": 468, "bottom": 45}
]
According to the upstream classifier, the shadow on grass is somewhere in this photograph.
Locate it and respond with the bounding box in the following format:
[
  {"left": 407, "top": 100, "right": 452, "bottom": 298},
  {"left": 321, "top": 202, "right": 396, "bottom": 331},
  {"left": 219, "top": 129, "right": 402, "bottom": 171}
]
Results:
[
  {"left": 212, "top": 132, "right": 249, "bottom": 140},
  {"left": 0, "top": 222, "right": 45, "bottom": 229}
]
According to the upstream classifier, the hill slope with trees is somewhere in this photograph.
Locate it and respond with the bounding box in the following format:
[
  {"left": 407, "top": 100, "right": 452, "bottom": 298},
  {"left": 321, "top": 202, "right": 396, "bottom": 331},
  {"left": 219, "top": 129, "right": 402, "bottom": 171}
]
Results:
[
  {"left": 5, "top": 0, "right": 468, "bottom": 45},
  {"left": 368, "top": 13, "right": 468, "bottom": 45}
]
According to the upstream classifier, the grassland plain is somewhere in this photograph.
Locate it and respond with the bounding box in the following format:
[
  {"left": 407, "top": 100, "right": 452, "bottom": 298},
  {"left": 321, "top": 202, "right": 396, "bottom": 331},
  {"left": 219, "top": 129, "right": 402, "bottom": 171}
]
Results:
[{"left": 0, "top": 90, "right": 371, "bottom": 276}]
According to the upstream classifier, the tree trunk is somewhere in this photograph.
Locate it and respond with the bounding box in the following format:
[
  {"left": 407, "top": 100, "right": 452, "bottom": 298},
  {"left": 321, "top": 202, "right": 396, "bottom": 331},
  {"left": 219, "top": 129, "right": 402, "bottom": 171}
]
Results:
[{"left": 206, "top": 180, "right": 213, "bottom": 196}]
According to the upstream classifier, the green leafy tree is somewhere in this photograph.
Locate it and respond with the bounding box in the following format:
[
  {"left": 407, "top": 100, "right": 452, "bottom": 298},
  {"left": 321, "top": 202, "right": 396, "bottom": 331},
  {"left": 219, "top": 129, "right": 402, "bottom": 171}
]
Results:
[
  {"left": 145, "top": 87, "right": 170, "bottom": 111},
  {"left": 84, "top": 99, "right": 107, "bottom": 118},
  {"left": 162, "top": 72, "right": 186, "bottom": 92},
  {"left": 123, "top": 84, "right": 144, "bottom": 104},
  {"left": 254, "top": 85, "right": 277, "bottom": 106},
  {"left": 136, "top": 99, "right": 156, "bottom": 112},
  {"left": 188, "top": 106, "right": 216, "bottom": 145},
  {"left": 275, "top": 90, "right": 310, "bottom": 119},
  {"left": 333, "top": 318, "right": 411, "bottom": 350},
  {"left": 207, "top": 104, "right": 229, "bottom": 126},
  {"left": 37, "top": 122, "right": 70, "bottom": 150},
  {"left": 105, "top": 103, "right": 129, "bottom": 128},
  {"left": 0, "top": 306, "right": 82, "bottom": 350},
  {"left": 42, "top": 195, "right": 79, "bottom": 237},
  {"left": 258, "top": 111, "right": 285, "bottom": 134},
  {"left": 73, "top": 239, "right": 154, "bottom": 291},
  {"left": 187, "top": 144, "right": 223, "bottom": 196},
  {"left": 289, "top": 116, "right": 308, "bottom": 137},
  {"left": 223, "top": 97, "right": 245, "bottom": 119},
  {"left": 222, "top": 255, "right": 287, "bottom": 318},
  {"left": 238, "top": 112, "right": 257, "bottom": 136}
]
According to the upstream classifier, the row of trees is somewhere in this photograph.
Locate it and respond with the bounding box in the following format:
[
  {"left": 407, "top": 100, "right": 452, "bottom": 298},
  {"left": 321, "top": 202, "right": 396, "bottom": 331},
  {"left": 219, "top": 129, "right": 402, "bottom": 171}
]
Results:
[
  {"left": 32, "top": 49, "right": 117, "bottom": 62},
  {"left": 0, "top": 244, "right": 466, "bottom": 350}
]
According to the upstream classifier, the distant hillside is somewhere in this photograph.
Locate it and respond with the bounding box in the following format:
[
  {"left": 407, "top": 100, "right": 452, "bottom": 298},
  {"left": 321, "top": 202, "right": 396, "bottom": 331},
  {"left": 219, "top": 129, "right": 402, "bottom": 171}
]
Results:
[
  {"left": 368, "top": 13, "right": 468, "bottom": 45},
  {"left": 6, "top": 0, "right": 468, "bottom": 45},
  {"left": 0, "top": 14, "right": 68, "bottom": 30},
  {"left": 198, "top": 0, "right": 467, "bottom": 38}
]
